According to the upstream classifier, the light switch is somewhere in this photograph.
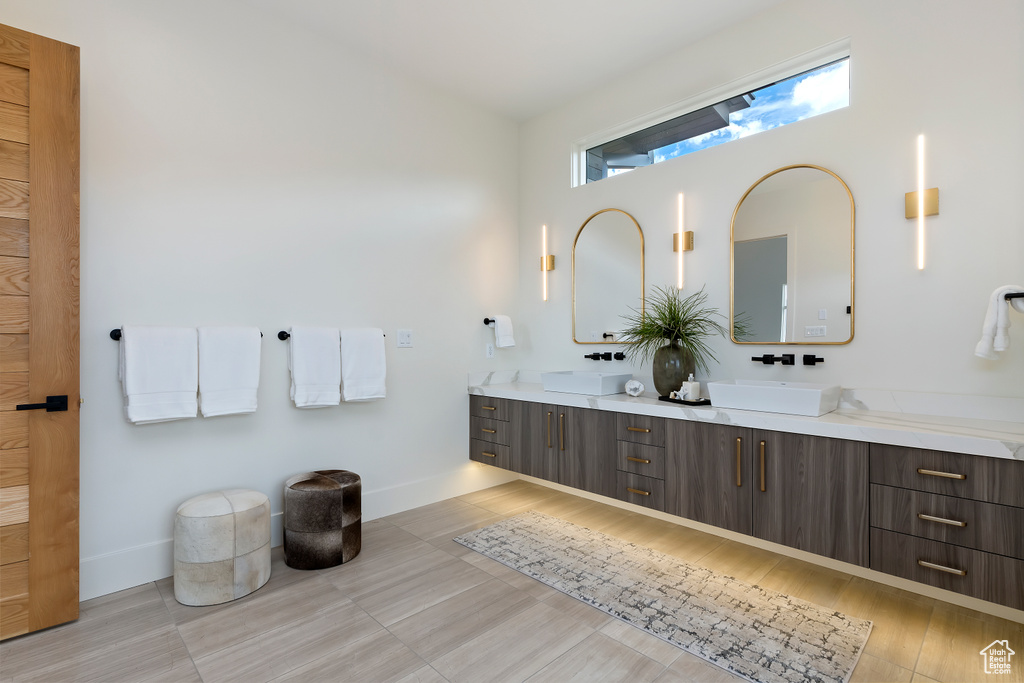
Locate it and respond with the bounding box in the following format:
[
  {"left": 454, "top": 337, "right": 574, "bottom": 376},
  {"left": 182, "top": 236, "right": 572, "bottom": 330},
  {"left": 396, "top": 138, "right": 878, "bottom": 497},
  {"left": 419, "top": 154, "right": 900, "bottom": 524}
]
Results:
[
  {"left": 804, "top": 326, "right": 826, "bottom": 337},
  {"left": 397, "top": 329, "right": 413, "bottom": 347}
]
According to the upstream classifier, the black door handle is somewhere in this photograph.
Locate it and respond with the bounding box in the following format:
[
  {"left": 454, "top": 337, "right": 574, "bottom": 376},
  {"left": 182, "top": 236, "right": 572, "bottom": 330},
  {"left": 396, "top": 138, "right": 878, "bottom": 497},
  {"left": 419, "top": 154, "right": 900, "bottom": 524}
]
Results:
[{"left": 16, "top": 395, "right": 69, "bottom": 412}]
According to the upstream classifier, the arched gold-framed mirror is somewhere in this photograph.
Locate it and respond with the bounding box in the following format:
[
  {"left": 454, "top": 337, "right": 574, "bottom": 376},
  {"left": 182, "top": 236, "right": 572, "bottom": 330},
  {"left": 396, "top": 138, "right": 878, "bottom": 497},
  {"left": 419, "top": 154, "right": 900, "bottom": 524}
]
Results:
[
  {"left": 730, "top": 164, "right": 854, "bottom": 344},
  {"left": 572, "top": 208, "right": 645, "bottom": 344}
]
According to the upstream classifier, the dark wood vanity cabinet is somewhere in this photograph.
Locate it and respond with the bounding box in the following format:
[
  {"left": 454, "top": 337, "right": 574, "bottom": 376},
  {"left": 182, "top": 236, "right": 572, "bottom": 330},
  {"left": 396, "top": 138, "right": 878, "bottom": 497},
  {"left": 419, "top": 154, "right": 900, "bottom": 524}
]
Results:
[
  {"left": 665, "top": 422, "right": 869, "bottom": 566},
  {"left": 869, "top": 444, "right": 1024, "bottom": 609},
  {"left": 666, "top": 422, "right": 752, "bottom": 535},
  {"left": 469, "top": 395, "right": 1024, "bottom": 609},
  {"left": 751, "top": 431, "right": 869, "bottom": 567}
]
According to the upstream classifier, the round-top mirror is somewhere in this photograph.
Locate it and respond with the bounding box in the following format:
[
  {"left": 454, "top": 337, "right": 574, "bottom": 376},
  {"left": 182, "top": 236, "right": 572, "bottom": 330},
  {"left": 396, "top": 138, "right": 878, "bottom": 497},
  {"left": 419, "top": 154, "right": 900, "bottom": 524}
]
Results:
[
  {"left": 730, "top": 165, "right": 854, "bottom": 344},
  {"left": 572, "top": 209, "right": 645, "bottom": 344}
]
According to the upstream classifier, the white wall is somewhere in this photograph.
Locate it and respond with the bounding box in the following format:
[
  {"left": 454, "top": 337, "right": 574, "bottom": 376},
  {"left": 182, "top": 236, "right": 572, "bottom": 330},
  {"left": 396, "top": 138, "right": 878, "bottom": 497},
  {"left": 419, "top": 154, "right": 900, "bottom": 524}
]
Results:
[
  {"left": 3, "top": 0, "right": 522, "bottom": 599},
  {"left": 516, "top": 0, "right": 1024, "bottom": 398}
]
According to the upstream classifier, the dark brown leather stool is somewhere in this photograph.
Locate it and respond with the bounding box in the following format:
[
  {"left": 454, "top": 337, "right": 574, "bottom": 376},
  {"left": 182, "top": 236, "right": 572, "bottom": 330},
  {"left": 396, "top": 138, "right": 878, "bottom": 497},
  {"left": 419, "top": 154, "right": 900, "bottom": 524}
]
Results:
[{"left": 283, "top": 470, "right": 361, "bottom": 570}]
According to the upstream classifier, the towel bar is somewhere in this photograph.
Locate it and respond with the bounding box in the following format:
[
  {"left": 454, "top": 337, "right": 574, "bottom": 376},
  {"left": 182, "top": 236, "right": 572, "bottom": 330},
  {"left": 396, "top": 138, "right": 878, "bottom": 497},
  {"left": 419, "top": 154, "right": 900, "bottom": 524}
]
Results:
[
  {"left": 111, "top": 329, "right": 262, "bottom": 340},
  {"left": 1007, "top": 293, "right": 1024, "bottom": 300},
  {"left": 483, "top": 318, "right": 495, "bottom": 325},
  {"left": 277, "top": 331, "right": 384, "bottom": 340}
]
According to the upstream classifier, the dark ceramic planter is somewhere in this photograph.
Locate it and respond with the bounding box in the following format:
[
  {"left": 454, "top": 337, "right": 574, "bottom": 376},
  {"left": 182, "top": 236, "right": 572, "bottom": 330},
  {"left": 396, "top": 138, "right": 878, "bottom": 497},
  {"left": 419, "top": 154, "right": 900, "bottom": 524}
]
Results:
[{"left": 652, "top": 343, "right": 695, "bottom": 397}]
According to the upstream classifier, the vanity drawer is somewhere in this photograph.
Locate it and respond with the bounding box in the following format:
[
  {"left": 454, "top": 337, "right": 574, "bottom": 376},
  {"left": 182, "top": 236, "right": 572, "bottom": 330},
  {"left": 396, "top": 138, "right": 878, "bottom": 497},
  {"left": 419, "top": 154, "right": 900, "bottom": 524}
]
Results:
[
  {"left": 870, "top": 445, "right": 1024, "bottom": 507},
  {"left": 614, "top": 472, "right": 665, "bottom": 512},
  {"left": 469, "top": 439, "right": 510, "bottom": 469},
  {"left": 616, "top": 441, "right": 665, "bottom": 479},
  {"left": 615, "top": 414, "right": 666, "bottom": 447},
  {"left": 871, "top": 484, "right": 1024, "bottom": 560},
  {"left": 470, "top": 395, "right": 510, "bottom": 421},
  {"left": 470, "top": 416, "right": 511, "bottom": 446},
  {"left": 870, "top": 528, "right": 1024, "bottom": 610}
]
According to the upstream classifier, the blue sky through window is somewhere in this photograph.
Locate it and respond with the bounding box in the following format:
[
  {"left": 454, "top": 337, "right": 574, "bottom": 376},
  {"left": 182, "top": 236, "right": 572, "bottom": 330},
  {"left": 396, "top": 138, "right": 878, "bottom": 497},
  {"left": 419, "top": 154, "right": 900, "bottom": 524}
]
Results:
[{"left": 651, "top": 58, "right": 849, "bottom": 163}]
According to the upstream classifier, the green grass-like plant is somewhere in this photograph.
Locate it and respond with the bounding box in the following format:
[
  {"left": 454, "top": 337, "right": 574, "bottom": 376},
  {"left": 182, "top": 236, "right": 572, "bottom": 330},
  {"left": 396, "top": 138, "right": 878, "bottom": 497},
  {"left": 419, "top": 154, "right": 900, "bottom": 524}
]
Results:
[{"left": 619, "top": 285, "right": 729, "bottom": 375}]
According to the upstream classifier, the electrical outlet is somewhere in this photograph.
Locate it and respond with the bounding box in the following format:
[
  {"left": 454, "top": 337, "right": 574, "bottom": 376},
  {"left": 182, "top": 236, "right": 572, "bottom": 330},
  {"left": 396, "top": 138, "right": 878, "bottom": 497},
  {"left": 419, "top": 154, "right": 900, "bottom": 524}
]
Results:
[
  {"left": 485, "top": 343, "right": 494, "bottom": 358},
  {"left": 818, "top": 308, "right": 828, "bottom": 320},
  {"left": 397, "top": 329, "right": 413, "bottom": 347}
]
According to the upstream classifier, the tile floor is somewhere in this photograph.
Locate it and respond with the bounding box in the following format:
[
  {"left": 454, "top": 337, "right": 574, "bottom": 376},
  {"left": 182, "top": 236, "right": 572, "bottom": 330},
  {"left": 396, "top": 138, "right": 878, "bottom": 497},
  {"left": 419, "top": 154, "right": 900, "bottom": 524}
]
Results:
[{"left": 2, "top": 480, "right": 1022, "bottom": 682}]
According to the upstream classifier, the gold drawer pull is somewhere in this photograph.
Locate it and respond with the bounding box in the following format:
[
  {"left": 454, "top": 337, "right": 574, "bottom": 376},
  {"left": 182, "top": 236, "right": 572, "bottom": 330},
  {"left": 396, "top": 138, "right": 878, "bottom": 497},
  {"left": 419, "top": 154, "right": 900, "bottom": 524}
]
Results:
[
  {"left": 917, "top": 559, "right": 966, "bottom": 577},
  {"left": 481, "top": 428, "right": 497, "bottom": 434},
  {"left": 480, "top": 451, "right": 497, "bottom": 458},
  {"left": 918, "top": 513, "right": 967, "bottom": 528},
  {"left": 735, "top": 437, "right": 742, "bottom": 488},
  {"left": 759, "top": 441, "right": 766, "bottom": 492},
  {"left": 626, "top": 487, "right": 651, "bottom": 496},
  {"left": 917, "top": 468, "right": 966, "bottom": 480},
  {"left": 627, "top": 427, "right": 651, "bottom": 433},
  {"left": 627, "top": 456, "right": 651, "bottom": 464},
  {"left": 481, "top": 405, "right": 497, "bottom": 411}
]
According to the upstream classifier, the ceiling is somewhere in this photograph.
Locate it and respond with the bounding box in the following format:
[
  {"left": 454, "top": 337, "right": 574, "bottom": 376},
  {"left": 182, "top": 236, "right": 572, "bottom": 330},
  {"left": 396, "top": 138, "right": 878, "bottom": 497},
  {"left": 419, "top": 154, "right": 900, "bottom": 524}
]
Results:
[{"left": 245, "top": 0, "right": 787, "bottom": 121}]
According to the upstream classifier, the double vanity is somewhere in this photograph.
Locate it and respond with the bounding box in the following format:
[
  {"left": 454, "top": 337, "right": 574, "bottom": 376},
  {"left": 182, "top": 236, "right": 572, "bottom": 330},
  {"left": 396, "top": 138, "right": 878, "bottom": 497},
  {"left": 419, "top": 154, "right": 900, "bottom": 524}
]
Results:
[{"left": 468, "top": 377, "right": 1024, "bottom": 612}]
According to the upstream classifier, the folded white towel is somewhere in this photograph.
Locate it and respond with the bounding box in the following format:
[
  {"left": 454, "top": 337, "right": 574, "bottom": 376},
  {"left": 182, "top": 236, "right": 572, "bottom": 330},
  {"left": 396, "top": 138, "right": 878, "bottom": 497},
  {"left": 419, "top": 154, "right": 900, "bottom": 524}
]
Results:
[
  {"left": 975, "top": 285, "right": 1024, "bottom": 359},
  {"left": 492, "top": 314, "right": 516, "bottom": 348},
  {"left": 198, "top": 326, "right": 261, "bottom": 417},
  {"left": 288, "top": 327, "right": 341, "bottom": 407},
  {"left": 341, "top": 328, "right": 386, "bottom": 401},
  {"left": 119, "top": 326, "right": 198, "bottom": 424}
]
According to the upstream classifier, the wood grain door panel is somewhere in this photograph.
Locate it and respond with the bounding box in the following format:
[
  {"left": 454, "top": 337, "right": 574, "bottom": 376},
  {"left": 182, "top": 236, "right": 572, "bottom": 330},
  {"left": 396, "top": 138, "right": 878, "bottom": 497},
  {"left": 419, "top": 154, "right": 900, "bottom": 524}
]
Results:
[{"left": 0, "top": 22, "right": 79, "bottom": 641}]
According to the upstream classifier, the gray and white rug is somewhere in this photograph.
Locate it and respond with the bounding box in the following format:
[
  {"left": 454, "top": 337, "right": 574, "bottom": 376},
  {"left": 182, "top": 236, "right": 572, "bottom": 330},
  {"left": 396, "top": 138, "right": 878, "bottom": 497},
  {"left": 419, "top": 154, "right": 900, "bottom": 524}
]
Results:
[{"left": 454, "top": 511, "right": 872, "bottom": 683}]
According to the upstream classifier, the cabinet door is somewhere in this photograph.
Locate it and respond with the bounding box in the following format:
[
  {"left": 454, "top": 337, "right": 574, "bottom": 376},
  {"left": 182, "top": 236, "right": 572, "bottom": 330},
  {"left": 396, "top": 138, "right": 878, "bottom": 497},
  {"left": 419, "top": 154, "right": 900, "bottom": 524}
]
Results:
[
  {"left": 752, "top": 431, "right": 869, "bottom": 566},
  {"left": 508, "top": 400, "right": 544, "bottom": 477},
  {"left": 667, "top": 422, "right": 752, "bottom": 535},
  {"left": 562, "top": 408, "right": 615, "bottom": 497}
]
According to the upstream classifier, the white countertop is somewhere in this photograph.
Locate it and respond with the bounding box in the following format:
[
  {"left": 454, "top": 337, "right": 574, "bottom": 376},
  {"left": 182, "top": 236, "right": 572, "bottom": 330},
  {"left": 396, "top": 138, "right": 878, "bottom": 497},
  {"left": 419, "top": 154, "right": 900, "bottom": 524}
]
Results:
[{"left": 468, "top": 380, "right": 1024, "bottom": 461}]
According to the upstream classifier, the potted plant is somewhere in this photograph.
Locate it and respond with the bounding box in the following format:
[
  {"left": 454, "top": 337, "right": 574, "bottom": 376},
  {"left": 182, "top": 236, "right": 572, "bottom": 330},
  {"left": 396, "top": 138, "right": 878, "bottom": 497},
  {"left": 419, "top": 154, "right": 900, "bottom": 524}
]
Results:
[{"left": 618, "top": 285, "right": 729, "bottom": 397}]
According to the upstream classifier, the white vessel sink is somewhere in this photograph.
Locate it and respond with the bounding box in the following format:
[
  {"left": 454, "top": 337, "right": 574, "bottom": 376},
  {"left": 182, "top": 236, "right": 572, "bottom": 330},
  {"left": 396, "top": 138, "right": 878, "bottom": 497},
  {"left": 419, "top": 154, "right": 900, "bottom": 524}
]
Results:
[
  {"left": 541, "top": 371, "right": 632, "bottom": 396},
  {"left": 706, "top": 379, "right": 841, "bottom": 416}
]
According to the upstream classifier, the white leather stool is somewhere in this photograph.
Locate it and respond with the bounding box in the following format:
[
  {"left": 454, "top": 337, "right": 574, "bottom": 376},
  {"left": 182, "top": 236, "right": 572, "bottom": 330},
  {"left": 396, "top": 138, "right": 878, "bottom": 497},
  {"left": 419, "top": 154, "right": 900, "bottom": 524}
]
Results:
[{"left": 173, "top": 489, "right": 271, "bottom": 606}]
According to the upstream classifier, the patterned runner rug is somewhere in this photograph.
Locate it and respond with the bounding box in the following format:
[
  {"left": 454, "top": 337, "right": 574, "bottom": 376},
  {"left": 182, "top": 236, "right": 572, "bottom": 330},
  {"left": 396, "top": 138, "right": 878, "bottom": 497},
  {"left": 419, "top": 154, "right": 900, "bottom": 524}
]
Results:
[{"left": 455, "top": 511, "right": 872, "bottom": 683}]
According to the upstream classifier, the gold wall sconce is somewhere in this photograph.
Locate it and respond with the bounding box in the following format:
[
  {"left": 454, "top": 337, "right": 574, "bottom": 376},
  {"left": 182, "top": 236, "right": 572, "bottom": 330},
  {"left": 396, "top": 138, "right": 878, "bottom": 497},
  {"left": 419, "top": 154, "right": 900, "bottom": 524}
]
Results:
[
  {"left": 905, "top": 134, "right": 938, "bottom": 270},
  {"left": 541, "top": 224, "right": 555, "bottom": 301},
  {"left": 673, "top": 193, "right": 694, "bottom": 289}
]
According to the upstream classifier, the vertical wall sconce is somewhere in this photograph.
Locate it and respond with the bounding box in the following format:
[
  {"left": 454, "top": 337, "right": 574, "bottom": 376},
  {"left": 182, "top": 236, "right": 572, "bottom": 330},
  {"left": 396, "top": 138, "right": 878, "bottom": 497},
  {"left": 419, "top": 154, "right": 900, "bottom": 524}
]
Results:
[
  {"left": 672, "top": 192, "right": 694, "bottom": 289},
  {"left": 541, "top": 224, "right": 555, "bottom": 301},
  {"left": 905, "top": 134, "right": 939, "bottom": 270}
]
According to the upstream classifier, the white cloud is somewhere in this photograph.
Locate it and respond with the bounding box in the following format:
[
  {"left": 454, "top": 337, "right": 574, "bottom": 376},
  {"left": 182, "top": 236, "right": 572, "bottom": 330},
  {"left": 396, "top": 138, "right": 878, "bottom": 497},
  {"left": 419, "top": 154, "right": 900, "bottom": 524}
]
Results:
[{"left": 791, "top": 61, "right": 849, "bottom": 115}]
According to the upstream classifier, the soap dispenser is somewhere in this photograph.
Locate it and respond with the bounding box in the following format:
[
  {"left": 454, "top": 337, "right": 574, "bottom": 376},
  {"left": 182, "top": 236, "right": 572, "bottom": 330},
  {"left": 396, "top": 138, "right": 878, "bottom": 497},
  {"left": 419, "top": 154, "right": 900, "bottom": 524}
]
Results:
[{"left": 682, "top": 374, "right": 700, "bottom": 401}]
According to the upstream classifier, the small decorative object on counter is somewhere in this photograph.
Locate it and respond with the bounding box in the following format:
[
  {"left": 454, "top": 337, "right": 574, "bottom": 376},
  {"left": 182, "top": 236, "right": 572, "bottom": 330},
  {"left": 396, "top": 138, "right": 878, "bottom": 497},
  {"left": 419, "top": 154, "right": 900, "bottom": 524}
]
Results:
[
  {"left": 625, "top": 380, "right": 645, "bottom": 397},
  {"left": 682, "top": 373, "right": 700, "bottom": 400}
]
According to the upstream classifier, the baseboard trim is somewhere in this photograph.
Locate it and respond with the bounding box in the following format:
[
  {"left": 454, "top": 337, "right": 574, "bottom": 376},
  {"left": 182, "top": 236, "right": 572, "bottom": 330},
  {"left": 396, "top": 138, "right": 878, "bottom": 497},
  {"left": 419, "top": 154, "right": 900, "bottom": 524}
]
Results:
[{"left": 79, "top": 463, "right": 516, "bottom": 601}]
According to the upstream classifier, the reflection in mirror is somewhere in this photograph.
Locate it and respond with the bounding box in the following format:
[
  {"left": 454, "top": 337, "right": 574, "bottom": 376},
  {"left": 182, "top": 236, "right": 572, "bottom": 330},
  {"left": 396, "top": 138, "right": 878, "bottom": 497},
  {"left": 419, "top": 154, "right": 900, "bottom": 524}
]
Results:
[
  {"left": 731, "top": 165, "right": 854, "bottom": 344},
  {"left": 572, "top": 209, "right": 645, "bottom": 344}
]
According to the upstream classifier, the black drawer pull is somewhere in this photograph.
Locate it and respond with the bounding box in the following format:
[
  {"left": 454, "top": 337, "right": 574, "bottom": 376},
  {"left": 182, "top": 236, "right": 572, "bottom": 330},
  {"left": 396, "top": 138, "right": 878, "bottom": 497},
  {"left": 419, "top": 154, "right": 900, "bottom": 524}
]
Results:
[
  {"left": 626, "top": 487, "right": 651, "bottom": 496},
  {"left": 480, "top": 451, "right": 497, "bottom": 458},
  {"left": 626, "top": 427, "right": 651, "bottom": 433},
  {"left": 917, "top": 559, "right": 966, "bottom": 577},
  {"left": 918, "top": 513, "right": 966, "bottom": 528},
  {"left": 916, "top": 468, "right": 966, "bottom": 480},
  {"left": 626, "top": 456, "right": 651, "bottom": 464}
]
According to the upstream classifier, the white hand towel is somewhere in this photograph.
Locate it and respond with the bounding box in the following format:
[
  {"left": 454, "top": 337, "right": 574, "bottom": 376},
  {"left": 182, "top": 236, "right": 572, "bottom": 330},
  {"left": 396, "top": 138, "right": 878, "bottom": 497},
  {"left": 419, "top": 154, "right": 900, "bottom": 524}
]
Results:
[
  {"left": 120, "top": 326, "right": 198, "bottom": 424},
  {"left": 975, "top": 285, "right": 1024, "bottom": 359},
  {"left": 288, "top": 327, "right": 341, "bottom": 407},
  {"left": 492, "top": 315, "right": 516, "bottom": 348},
  {"left": 341, "top": 328, "right": 386, "bottom": 401},
  {"left": 198, "top": 326, "right": 262, "bottom": 417}
]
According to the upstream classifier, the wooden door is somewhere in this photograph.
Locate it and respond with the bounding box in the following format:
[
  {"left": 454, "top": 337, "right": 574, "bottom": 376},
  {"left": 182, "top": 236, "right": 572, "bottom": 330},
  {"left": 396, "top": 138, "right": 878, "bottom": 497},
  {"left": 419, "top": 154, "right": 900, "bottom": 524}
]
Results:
[
  {"left": 751, "top": 431, "right": 868, "bottom": 567},
  {"left": 667, "top": 421, "right": 753, "bottom": 535},
  {"left": 0, "top": 23, "right": 80, "bottom": 641}
]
